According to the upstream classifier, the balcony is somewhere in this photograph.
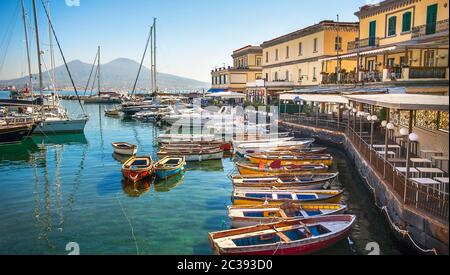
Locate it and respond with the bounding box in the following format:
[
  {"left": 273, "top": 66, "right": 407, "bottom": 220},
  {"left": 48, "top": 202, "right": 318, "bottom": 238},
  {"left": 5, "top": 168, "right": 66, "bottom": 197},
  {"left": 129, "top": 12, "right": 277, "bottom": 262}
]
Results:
[
  {"left": 412, "top": 19, "right": 449, "bottom": 39},
  {"left": 347, "top": 37, "right": 380, "bottom": 51},
  {"left": 408, "top": 67, "right": 447, "bottom": 79}
]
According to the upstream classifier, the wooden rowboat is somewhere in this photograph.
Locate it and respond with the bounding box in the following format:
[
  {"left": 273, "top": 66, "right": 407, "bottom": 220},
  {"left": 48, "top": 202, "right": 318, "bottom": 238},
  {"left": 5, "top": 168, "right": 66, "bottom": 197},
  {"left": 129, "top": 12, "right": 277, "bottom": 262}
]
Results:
[
  {"left": 236, "top": 162, "right": 329, "bottom": 175},
  {"left": 112, "top": 142, "right": 138, "bottom": 156},
  {"left": 209, "top": 215, "right": 356, "bottom": 255},
  {"left": 228, "top": 203, "right": 347, "bottom": 228},
  {"left": 160, "top": 141, "right": 232, "bottom": 151},
  {"left": 247, "top": 153, "right": 334, "bottom": 166},
  {"left": 157, "top": 148, "right": 224, "bottom": 162},
  {"left": 154, "top": 157, "right": 186, "bottom": 179},
  {"left": 235, "top": 138, "right": 315, "bottom": 156},
  {"left": 121, "top": 156, "right": 154, "bottom": 183},
  {"left": 231, "top": 173, "right": 339, "bottom": 190},
  {"left": 232, "top": 189, "right": 344, "bottom": 205},
  {"left": 105, "top": 109, "right": 120, "bottom": 117},
  {"left": 263, "top": 147, "right": 327, "bottom": 155}
]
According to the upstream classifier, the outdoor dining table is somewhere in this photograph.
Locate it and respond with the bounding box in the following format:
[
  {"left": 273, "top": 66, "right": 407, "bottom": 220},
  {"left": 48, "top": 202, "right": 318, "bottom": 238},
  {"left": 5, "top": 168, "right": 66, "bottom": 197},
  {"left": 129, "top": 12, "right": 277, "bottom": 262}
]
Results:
[
  {"left": 377, "top": 151, "right": 397, "bottom": 158},
  {"left": 395, "top": 167, "right": 420, "bottom": 177},
  {"left": 420, "top": 150, "right": 443, "bottom": 159},
  {"left": 431, "top": 156, "right": 449, "bottom": 170},
  {"left": 409, "top": 178, "right": 443, "bottom": 207},
  {"left": 416, "top": 167, "right": 445, "bottom": 178},
  {"left": 410, "top": 158, "right": 433, "bottom": 168}
]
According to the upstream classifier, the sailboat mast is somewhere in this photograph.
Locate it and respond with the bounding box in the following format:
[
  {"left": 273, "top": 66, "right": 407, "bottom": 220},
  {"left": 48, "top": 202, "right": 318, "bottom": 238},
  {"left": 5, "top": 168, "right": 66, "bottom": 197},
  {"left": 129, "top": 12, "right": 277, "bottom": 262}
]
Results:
[
  {"left": 97, "top": 46, "right": 101, "bottom": 95},
  {"left": 47, "top": 0, "right": 56, "bottom": 94},
  {"left": 153, "top": 17, "right": 157, "bottom": 94},
  {"left": 32, "top": 0, "right": 44, "bottom": 103},
  {"left": 150, "top": 25, "right": 153, "bottom": 94},
  {"left": 21, "top": 0, "right": 33, "bottom": 96}
]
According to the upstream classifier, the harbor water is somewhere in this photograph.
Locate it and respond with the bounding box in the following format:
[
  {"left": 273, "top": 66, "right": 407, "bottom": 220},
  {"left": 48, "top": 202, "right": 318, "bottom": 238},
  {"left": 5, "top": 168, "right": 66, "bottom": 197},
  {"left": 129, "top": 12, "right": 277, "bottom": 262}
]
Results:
[{"left": 0, "top": 97, "right": 412, "bottom": 255}]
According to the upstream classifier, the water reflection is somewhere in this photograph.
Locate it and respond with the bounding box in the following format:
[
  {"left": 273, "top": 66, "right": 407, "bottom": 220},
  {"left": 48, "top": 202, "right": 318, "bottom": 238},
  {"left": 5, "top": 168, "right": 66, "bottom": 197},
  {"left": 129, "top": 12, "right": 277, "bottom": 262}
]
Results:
[
  {"left": 31, "top": 133, "right": 88, "bottom": 146},
  {"left": 186, "top": 160, "right": 224, "bottom": 172},
  {"left": 154, "top": 172, "right": 185, "bottom": 193},
  {"left": 0, "top": 139, "right": 39, "bottom": 164},
  {"left": 112, "top": 153, "right": 131, "bottom": 164},
  {"left": 122, "top": 178, "right": 152, "bottom": 197}
]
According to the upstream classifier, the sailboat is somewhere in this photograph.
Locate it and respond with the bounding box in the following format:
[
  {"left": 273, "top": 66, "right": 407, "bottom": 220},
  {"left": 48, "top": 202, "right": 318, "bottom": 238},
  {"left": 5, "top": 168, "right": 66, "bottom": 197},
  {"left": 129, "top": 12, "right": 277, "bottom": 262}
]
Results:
[
  {"left": 31, "top": 0, "right": 88, "bottom": 135},
  {"left": 83, "top": 47, "right": 122, "bottom": 104}
]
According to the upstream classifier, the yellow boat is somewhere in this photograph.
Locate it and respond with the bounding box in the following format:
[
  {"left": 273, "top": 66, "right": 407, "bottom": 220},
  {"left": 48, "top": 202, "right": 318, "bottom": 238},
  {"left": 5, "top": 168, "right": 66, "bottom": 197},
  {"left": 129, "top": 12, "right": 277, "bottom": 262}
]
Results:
[
  {"left": 236, "top": 162, "right": 329, "bottom": 176},
  {"left": 232, "top": 189, "right": 344, "bottom": 205},
  {"left": 247, "top": 153, "right": 333, "bottom": 166}
]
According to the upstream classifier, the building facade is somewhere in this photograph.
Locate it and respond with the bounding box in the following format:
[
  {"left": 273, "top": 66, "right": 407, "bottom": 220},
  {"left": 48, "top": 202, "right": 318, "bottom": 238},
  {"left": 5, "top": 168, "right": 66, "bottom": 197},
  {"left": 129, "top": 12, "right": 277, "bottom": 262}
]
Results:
[
  {"left": 245, "top": 21, "right": 359, "bottom": 104},
  {"left": 323, "top": 0, "right": 449, "bottom": 83},
  {"left": 210, "top": 45, "right": 263, "bottom": 93}
]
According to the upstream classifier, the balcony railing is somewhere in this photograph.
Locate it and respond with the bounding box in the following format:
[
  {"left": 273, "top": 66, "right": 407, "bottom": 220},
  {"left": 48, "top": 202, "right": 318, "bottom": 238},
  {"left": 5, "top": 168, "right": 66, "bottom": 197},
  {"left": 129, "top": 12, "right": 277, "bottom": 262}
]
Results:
[
  {"left": 412, "top": 19, "right": 449, "bottom": 39},
  {"left": 348, "top": 37, "right": 380, "bottom": 51},
  {"left": 409, "top": 67, "right": 447, "bottom": 79},
  {"left": 280, "top": 114, "right": 449, "bottom": 222}
]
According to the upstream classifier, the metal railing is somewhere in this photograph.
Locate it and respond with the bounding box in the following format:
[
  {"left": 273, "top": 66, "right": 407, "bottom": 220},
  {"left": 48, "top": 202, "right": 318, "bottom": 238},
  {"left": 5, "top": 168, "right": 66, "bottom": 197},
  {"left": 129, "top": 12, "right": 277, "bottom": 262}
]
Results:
[
  {"left": 281, "top": 115, "right": 449, "bottom": 221},
  {"left": 412, "top": 19, "right": 449, "bottom": 39},
  {"left": 347, "top": 37, "right": 380, "bottom": 51},
  {"left": 409, "top": 67, "right": 447, "bottom": 79}
]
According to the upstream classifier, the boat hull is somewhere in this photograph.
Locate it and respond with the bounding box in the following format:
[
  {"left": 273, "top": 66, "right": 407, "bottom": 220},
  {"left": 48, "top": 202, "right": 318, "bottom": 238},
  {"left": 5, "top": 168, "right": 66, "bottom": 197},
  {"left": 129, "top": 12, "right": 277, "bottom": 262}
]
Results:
[
  {"left": 0, "top": 124, "right": 36, "bottom": 144},
  {"left": 248, "top": 156, "right": 333, "bottom": 166},
  {"left": 232, "top": 190, "right": 344, "bottom": 205},
  {"left": 157, "top": 151, "right": 223, "bottom": 162},
  {"left": 34, "top": 118, "right": 87, "bottom": 134},
  {"left": 155, "top": 167, "right": 184, "bottom": 179},
  {"left": 236, "top": 164, "right": 329, "bottom": 176}
]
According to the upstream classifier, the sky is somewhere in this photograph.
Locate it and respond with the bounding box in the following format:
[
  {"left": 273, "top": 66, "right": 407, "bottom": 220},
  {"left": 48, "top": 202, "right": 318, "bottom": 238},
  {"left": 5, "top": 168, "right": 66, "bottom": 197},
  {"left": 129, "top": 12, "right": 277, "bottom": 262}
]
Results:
[{"left": 0, "top": 0, "right": 377, "bottom": 82}]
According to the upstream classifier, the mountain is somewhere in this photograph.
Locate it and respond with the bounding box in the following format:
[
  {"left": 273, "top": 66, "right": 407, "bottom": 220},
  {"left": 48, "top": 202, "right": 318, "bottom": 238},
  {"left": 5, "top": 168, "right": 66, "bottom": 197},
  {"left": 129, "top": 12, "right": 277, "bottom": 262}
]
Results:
[{"left": 0, "top": 58, "right": 208, "bottom": 91}]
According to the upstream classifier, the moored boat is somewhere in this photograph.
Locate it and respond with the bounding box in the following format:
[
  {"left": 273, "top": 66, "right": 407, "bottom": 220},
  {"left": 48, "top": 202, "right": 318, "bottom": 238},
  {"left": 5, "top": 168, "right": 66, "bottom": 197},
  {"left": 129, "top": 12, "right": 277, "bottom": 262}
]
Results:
[
  {"left": 121, "top": 156, "right": 154, "bottom": 183},
  {"left": 208, "top": 215, "right": 356, "bottom": 255},
  {"left": 232, "top": 189, "right": 344, "bottom": 205},
  {"left": 231, "top": 173, "right": 339, "bottom": 190},
  {"left": 262, "top": 147, "right": 327, "bottom": 155},
  {"left": 0, "top": 123, "right": 36, "bottom": 145},
  {"left": 236, "top": 161, "right": 329, "bottom": 175},
  {"left": 235, "top": 138, "right": 315, "bottom": 156},
  {"left": 157, "top": 147, "right": 224, "bottom": 162},
  {"left": 112, "top": 142, "right": 138, "bottom": 156},
  {"left": 105, "top": 109, "right": 120, "bottom": 117},
  {"left": 159, "top": 141, "right": 232, "bottom": 151},
  {"left": 247, "top": 153, "right": 334, "bottom": 166},
  {"left": 228, "top": 203, "right": 347, "bottom": 228},
  {"left": 154, "top": 156, "right": 186, "bottom": 179}
]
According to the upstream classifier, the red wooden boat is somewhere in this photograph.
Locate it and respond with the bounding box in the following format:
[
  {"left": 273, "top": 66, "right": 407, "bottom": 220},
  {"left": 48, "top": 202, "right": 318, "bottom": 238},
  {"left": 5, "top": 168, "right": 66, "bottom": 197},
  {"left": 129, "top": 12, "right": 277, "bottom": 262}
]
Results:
[
  {"left": 121, "top": 156, "right": 154, "bottom": 183},
  {"left": 208, "top": 215, "right": 355, "bottom": 255}
]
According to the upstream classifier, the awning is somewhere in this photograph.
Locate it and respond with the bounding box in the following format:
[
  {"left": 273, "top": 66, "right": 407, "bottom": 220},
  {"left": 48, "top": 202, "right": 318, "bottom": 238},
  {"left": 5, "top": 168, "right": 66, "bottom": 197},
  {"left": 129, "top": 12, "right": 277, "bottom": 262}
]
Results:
[
  {"left": 205, "top": 92, "right": 245, "bottom": 99},
  {"left": 319, "top": 46, "right": 397, "bottom": 62},
  {"left": 345, "top": 94, "right": 449, "bottom": 111},
  {"left": 280, "top": 93, "right": 349, "bottom": 104},
  {"left": 207, "top": 89, "right": 227, "bottom": 93}
]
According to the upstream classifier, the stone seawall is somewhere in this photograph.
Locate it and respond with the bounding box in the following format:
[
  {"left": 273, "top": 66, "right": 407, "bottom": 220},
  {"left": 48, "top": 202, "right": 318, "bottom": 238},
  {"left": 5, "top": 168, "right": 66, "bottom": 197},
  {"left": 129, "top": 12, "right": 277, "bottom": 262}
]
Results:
[{"left": 281, "top": 121, "right": 449, "bottom": 255}]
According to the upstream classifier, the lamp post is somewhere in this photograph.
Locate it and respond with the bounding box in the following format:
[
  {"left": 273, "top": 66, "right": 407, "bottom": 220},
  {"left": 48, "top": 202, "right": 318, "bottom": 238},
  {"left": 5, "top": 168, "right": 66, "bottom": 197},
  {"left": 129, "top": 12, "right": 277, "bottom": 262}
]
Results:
[
  {"left": 367, "top": 115, "right": 378, "bottom": 163},
  {"left": 404, "top": 132, "right": 419, "bottom": 203}
]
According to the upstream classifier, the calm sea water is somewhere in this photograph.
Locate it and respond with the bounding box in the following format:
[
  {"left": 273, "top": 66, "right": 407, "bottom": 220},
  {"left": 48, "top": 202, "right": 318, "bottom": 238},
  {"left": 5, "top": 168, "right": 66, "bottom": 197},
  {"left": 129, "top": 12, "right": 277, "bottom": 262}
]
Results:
[{"left": 0, "top": 94, "right": 411, "bottom": 255}]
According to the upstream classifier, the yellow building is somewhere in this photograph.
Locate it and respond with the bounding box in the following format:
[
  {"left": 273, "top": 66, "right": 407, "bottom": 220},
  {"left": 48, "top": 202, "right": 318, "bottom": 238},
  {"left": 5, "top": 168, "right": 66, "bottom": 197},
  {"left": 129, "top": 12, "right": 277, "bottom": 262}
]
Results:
[
  {"left": 245, "top": 21, "right": 359, "bottom": 104},
  {"left": 323, "top": 0, "right": 449, "bottom": 83},
  {"left": 210, "top": 45, "right": 262, "bottom": 93}
]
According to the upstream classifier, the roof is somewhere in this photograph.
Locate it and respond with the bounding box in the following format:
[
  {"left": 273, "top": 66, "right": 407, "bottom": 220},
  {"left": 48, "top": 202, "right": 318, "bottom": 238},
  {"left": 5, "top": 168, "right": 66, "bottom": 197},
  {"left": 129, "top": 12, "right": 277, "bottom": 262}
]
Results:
[
  {"left": 261, "top": 21, "right": 359, "bottom": 48},
  {"left": 345, "top": 94, "right": 449, "bottom": 111},
  {"left": 280, "top": 93, "right": 349, "bottom": 104},
  {"left": 232, "top": 45, "right": 263, "bottom": 58},
  {"left": 355, "top": 0, "right": 417, "bottom": 19}
]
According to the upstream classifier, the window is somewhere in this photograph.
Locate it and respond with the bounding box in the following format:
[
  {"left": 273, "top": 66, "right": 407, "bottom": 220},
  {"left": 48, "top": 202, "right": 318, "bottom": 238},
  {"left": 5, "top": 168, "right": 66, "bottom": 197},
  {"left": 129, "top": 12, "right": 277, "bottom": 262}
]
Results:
[
  {"left": 368, "top": 60, "right": 376, "bottom": 71},
  {"left": 256, "top": 57, "right": 261, "bottom": 67},
  {"left": 387, "top": 58, "right": 395, "bottom": 68},
  {"left": 265, "top": 52, "right": 269, "bottom": 63},
  {"left": 313, "top": 38, "right": 318, "bottom": 52},
  {"left": 285, "top": 71, "right": 289, "bottom": 81},
  {"left": 223, "top": 75, "right": 227, "bottom": 84},
  {"left": 312, "top": 67, "right": 317, "bottom": 80},
  {"left": 335, "top": 36, "right": 342, "bottom": 52},
  {"left": 388, "top": 16, "right": 397, "bottom": 36},
  {"left": 369, "top": 21, "right": 377, "bottom": 46},
  {"left": 286, "top": 46, "right": 290, "bottom": 59},
  {"left": 275, "top": 49, "right": 279, "bottom": 61},
  {"left": 274, "top": 72, "right": 278, "bottom": 81},
  {"left": 402, "top": 12, "right": 412, "bottom": 33},
  {"left": 426, "top": 4, "right": 438, "bottom": 35},
  {"left": 298, "top": 69, "right": 302, "bottom": 81},
  {"left": 424, "top": 50, "right": 435, "bottom": 67},
  {"left": 299, "top": 42, "right": 303, "bottom": 56},
  {"left": 265, "top": 73, "right": 269, "bottom": 81}
]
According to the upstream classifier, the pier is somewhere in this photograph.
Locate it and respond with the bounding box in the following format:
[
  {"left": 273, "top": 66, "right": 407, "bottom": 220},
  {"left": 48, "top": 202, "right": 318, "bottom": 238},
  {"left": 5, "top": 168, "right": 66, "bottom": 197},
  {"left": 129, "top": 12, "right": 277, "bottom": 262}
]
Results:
[{"left": 279, "top": 92, "right": 449, "bottom": 254}]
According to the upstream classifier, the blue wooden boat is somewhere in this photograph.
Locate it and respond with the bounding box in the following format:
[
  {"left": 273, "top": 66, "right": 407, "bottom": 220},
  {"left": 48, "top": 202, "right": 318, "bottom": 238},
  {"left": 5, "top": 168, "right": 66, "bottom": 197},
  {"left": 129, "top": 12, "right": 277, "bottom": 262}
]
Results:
[{"left": 154, "top": 157, "right": 186, "bottom": 179}]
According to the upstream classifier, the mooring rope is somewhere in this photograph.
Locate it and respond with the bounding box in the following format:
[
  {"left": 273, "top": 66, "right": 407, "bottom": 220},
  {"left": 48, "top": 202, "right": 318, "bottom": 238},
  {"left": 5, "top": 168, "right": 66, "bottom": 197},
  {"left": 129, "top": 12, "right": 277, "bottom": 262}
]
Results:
[
  {"left": 116, "top": 196, "right": 140, "bottom": 255},
  {"left": 358, "top": 168, "right": 439, "bottom": 255}
]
